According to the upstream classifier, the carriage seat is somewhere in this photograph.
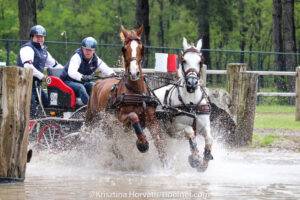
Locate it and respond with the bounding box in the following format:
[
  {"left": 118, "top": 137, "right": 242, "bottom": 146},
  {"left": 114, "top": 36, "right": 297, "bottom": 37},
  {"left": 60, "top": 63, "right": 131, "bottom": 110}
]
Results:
[
  {"left": 46, "top": 76, "right": 76, "bottom": 109},
  {"left": 47, "top": 68, "right": 86, "bottom": 108}
]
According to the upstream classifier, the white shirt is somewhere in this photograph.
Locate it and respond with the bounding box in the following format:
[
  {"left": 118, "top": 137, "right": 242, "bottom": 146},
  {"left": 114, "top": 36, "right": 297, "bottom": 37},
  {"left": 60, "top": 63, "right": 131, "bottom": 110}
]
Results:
[
  {"left": 67, "top": 53, "right": 115, "bottom": 81},
  {"left": 19, "top": 46, "right": 63, "bottom": 80}
]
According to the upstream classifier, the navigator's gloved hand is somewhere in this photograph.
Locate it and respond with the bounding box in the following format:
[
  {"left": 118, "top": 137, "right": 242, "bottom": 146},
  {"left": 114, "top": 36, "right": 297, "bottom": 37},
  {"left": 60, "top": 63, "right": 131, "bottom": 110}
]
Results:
[{"left": 81, "top": 75, "right": 93, "bottom": 82}]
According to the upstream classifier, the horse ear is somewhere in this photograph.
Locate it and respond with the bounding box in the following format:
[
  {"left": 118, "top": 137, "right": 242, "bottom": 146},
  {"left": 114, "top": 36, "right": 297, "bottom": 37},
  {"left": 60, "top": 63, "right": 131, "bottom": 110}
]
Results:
[
  {"left": 183, "top": 37, "right": 190, "bottom": 51},
  {"left": 136, "top": 25, "right": 144, "bottom": 38},
  {"left": 120, "top": 25, "right": 128, "bottom": 42},
  {"left": 196, "top": 39, "right": 203, "bottom": 51}
]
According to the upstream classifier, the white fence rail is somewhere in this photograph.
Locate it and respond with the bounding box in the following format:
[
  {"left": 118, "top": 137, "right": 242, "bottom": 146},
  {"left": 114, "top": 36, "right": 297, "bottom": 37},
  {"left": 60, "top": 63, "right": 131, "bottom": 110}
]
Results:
[{"left": 113, "top": 68, "right": 297, "bottom": 97}]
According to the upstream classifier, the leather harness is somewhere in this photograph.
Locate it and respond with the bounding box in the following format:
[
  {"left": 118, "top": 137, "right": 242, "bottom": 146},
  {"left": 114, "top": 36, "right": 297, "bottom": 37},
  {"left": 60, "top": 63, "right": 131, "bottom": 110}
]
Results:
[
  {"left": 161, "top": 47, "right": 210, "bottom": 131},
  {"left": 107, "top": 76, "right": 158, "bottom": 112}
]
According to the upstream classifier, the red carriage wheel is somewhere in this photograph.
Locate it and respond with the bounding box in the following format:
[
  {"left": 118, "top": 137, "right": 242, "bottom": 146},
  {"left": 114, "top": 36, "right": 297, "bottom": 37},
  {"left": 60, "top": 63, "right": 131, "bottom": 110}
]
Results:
[{"left": 36, "top": 123, "right": 64, "bottom": 150}]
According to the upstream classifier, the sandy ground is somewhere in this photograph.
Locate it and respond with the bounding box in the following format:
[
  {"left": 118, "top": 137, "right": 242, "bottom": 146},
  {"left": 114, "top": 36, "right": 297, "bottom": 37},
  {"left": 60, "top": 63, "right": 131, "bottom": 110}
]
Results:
[{"left": 253, "top": 128, "right": 300, "bottom": 152}]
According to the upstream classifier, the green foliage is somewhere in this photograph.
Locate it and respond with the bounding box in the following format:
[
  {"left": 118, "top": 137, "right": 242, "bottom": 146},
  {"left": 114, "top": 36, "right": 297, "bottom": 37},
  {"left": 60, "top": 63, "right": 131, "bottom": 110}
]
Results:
[
  {"left": 0, "top": 0, "right": 299, "bottom": 50},
  {"left": 0, "top": 48, "right": 17, "bottom": 65},
  {"left": 0, "top": 0, "right": 18, "bottom": 38},
  {"left": 0, "top": 0, "right": 299, "bottom": 68},
  {"left": 37, "top": 0, "right": 126, "bottom": 43}
]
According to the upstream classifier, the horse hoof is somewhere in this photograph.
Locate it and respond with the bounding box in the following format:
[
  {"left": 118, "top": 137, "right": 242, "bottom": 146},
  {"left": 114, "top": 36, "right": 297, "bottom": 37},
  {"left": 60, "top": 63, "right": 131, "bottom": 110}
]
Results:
[
  {"left": 136, "top": 140, "right": 149, "bottom": 153},
  {"left": 27, "top": 149, "right": 32, "bottom": 163},
  {"left": 204, "top": 148, "right": 213, "bottom": 161},
  {"left": 196, "top": 161, "right": 209, "bottom": 172},
  {"left": 188, "top": 154, "right": 201, "bottom": 168}
]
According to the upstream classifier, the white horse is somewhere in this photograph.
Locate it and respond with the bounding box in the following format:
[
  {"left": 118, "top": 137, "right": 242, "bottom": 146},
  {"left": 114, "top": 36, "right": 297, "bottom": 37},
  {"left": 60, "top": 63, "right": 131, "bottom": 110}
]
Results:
[{"left": 154, "top": 38, "right": 213, "bottom": 172}]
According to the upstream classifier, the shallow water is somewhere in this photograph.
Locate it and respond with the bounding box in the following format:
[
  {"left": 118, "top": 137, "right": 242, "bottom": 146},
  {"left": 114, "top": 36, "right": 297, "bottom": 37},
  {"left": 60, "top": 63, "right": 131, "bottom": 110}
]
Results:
[{"left": 1, "top": 124, "right": 300, "bottom": 200}]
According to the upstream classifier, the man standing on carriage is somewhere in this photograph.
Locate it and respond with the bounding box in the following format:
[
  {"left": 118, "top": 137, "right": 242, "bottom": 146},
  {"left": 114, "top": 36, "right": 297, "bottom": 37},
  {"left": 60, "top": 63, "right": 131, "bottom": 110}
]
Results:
[
  {"left": 61, "top": 37, "right": 115, "bottom": 105},
  {"left": 17, "top": 25, "right": 64, "bottom": 118}
]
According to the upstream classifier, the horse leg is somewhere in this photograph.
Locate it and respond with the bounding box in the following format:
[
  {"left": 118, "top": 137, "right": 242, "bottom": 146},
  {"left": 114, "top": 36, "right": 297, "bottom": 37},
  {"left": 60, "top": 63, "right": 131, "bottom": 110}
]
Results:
[
  {"left": 146, "top": 109, "right": 167, "bottom": 165},
  {"left": 183, "top": 125, "right": 208, "bottom": 172},
  {"left": 201, "top": 116, "right": 213, "bottom": 162},
  {"left": 119, "top": 112, "right": 149, "bottom": 153},
  {"left": 184, "top": 126, "right": 201, "bottom": 167}
]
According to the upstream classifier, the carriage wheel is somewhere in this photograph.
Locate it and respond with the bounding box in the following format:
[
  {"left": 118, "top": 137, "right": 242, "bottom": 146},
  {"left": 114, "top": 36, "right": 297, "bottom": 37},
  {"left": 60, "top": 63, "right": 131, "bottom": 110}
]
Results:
[{"left": 36, "top": 123, "right": 64, "bottom": 150}]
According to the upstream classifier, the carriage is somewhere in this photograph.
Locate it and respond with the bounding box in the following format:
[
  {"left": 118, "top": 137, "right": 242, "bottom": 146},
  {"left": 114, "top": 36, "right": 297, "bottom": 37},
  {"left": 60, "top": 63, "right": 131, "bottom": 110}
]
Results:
[{"left": 28, "top": 68, "right": 86, "bottom": 150}]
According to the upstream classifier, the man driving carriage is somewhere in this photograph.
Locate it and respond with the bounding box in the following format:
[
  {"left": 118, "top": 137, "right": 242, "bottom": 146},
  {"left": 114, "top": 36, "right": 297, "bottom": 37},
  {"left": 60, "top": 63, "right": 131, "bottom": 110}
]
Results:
[
  {"left": 17, "top": 25, "right": 64, "bottom": 118},
  {"left": 61, "top": 37, "right": 116, "bottom": 105}
]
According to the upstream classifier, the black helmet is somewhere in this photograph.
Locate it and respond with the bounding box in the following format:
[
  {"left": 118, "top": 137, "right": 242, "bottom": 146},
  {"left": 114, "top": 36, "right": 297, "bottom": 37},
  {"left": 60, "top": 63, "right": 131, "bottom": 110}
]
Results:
[
  {"left": 81, "top": 37, "right": 97, "bottom": 50},
  {"left": 30, "top": 25, "right": 47, "bottom": 37}
]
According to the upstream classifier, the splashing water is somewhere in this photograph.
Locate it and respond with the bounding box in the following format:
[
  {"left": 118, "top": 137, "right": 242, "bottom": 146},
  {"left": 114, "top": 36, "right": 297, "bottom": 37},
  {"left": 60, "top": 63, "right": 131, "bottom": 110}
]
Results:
[{"left": 1, "top": 114, "right": 300, "bottom": 199}]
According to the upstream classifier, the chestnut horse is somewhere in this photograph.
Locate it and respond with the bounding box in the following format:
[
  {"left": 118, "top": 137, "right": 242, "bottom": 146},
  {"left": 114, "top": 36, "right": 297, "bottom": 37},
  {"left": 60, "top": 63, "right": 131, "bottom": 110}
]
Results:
[{"left": 86, "top": 26, "right": 166, "bottom": 164}]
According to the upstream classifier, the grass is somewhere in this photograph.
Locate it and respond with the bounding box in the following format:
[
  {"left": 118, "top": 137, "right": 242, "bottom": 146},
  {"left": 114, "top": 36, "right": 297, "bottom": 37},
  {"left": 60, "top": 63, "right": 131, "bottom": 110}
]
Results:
[
  {"left": 252, "top": 133, "right": 280, "bottom": 147},
  {"left": 254, "top": 105, "right": 300, "bottom": 130},
  {"left": 252, "top": 105, "right": 300, "bottom": 148}
]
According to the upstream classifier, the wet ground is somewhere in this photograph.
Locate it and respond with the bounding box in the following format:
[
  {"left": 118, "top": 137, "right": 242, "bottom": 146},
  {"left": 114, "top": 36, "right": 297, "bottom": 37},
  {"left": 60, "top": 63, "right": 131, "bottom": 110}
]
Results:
[{"left": 1, "top": 134, "right": 300, "bottom": 200}]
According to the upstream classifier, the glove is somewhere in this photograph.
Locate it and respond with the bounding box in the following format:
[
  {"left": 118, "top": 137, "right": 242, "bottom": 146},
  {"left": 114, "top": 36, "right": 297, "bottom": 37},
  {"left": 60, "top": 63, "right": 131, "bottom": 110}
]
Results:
[
  {"left": 42, "top": 75, "right": 48, "bottom": 82},
  {"left": 81, "top": 75, "right": 93, "bottom": 82}
]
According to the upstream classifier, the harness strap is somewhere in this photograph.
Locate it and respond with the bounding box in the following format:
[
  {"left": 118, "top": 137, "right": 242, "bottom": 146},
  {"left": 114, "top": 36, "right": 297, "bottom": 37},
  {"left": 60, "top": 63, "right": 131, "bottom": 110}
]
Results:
[
  {"left": 199, "top": 85, "right": 211, "bottom": 104},
  {"left": 125, "top": 82, "right": 142, "bottom": 94},
  {"left": 163, "top": 89, "right": 170, "bottom": 105},
  {"left": 176, "top": 85, "right": 186, "bottom": 107},
  {"left": 178, "top": 92, "right": 184, "bottom": 105}
]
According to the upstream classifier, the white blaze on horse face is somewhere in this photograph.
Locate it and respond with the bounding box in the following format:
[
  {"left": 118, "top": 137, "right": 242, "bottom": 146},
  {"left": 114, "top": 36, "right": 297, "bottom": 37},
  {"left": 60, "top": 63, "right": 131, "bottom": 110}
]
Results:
[{"left": 129, "top": 40, "right": 140, "bottom": 78}]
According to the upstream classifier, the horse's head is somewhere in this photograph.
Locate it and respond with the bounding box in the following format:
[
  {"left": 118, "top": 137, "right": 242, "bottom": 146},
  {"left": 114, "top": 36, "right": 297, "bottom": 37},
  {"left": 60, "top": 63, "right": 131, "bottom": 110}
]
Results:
[
  {"left": 178, "top": 37, "right": 204, "bottom": 93},
  {"left": 120, "top": 25, "right": 144, "bottom": 81}
]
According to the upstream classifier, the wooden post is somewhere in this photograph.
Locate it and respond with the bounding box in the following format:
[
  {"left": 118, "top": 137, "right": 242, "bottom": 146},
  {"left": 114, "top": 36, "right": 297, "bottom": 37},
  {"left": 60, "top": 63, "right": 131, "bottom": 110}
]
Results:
[
  {"left": 200, "top": 64, "right": 207, "bottom": 86},
  {"left": 0, "top": 66, "right": 32, "bottom": 182},
  {"left": 234, "top": 72, "right": 258, "bottom": 146},
  {"left": 296, "top": 66, "right": 300, "bottom": 121},
  {"left": 227, "top": 63, "right": 247, "bottom": 116}
]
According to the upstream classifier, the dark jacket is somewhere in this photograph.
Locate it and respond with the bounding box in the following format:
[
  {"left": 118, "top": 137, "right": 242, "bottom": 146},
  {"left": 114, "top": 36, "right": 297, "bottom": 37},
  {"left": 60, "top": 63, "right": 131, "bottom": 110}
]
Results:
[{"left": 61, "top": 48, "right": 98, "bottom": 82}]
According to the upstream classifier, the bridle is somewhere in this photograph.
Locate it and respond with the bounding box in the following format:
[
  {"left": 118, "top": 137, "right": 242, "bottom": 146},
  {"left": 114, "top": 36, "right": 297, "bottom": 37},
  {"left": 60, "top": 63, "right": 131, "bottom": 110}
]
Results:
[
  {"left": 122, "top": 36, "right": 144, "bottom": 71},
  {"left": 179, "top": 47, "right": 204, "bottom": 80}
]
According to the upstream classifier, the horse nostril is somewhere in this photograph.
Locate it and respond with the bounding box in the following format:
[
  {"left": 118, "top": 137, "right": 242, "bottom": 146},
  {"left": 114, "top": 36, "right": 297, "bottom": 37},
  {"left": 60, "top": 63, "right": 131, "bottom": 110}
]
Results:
[{"left": 136, "top": 71, "right": 140, "bottom": 77}]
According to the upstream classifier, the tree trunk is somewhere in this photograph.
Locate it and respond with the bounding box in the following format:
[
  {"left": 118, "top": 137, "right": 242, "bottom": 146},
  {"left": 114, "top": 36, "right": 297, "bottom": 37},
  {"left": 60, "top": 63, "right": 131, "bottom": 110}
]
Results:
[
  {"left": 296, "top": 67, "right": 300, "bottom": 121},
  {"left": 273, "top": 0, "right": 286, "bottom": 90},
  {"left": 136, "top": 0, "right": 150, "bottom": 68},
  {"left": 157, "top": 0, "right": 165, "bottom": 48},
  {"left": 238, "top": 0, "right": 246, "bottom": 63},
  {"left": 282, "top": 0, "right": 296, "bottom": 92},
  {"left": 197, "top": 0, "right": 210, "bottom": 68},
  {"left": 18, "top": 0, "right": 37, "bottom": 41}
]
